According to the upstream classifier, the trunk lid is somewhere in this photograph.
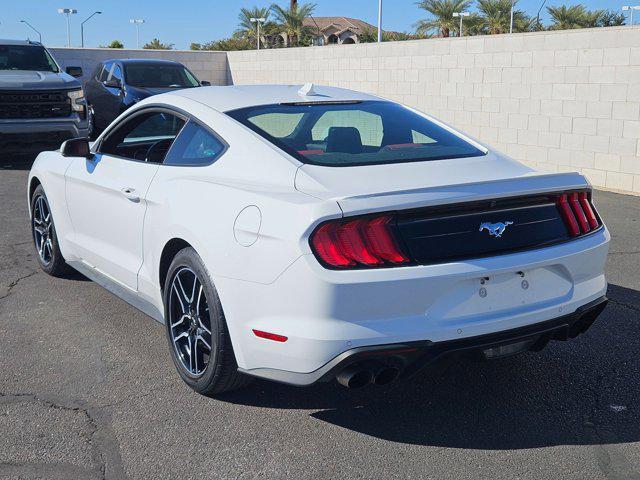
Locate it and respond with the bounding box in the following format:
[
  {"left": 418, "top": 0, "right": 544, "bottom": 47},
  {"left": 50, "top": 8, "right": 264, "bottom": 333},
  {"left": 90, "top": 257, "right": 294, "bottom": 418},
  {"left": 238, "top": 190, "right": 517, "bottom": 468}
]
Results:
[{"left": 294, "top": 152, "right": 589, "bottom": 215}]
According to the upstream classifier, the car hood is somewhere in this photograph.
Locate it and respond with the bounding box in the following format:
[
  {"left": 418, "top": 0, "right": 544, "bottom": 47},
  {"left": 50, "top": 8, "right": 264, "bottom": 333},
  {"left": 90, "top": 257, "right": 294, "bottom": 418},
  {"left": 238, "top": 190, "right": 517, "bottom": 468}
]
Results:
[
  {"left": 0, "top": 70, "right": 80, "bottom": 90},
  {"left": 294, "top": 151, "right": 589, "bottom": 215}
]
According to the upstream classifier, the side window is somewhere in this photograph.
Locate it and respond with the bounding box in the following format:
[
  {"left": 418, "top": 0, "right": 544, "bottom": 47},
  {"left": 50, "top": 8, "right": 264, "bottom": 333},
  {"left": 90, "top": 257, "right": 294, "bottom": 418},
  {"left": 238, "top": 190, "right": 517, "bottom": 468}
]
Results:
[
  {"left": 111, "top": 64, "right": 123, "bottom": 83},
  {"left": 311, "top": 110, "right": 383, "bottom": 147},
  {"left": 99, "top": 110, "right": 185, "bottom": 162},
  {"left": 99, "top": 62, "right": 111, "bottom": 82},
  {"left": 163, "top": 121, "right": 226, "bottom": 166}
]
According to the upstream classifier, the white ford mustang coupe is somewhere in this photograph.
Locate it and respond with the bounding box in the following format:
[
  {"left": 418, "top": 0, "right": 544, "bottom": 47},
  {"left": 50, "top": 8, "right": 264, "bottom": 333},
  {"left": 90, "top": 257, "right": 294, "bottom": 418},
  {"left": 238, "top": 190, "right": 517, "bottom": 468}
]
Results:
[{"left": 28, "top": 84, "right": 609, "bottom": 395}]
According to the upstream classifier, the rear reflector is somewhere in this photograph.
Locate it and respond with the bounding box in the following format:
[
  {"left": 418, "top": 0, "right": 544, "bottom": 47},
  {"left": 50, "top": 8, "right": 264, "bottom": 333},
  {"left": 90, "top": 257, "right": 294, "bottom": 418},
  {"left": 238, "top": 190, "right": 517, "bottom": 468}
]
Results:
[
  {"left": 252, "top": 329, "right": 288, "bottom": 342},
  {"left": 556, "top": 190, "right": 600, "bottom": 237},
  {"left": 310, "top": 215, "right": 410, "bottom": 269}
]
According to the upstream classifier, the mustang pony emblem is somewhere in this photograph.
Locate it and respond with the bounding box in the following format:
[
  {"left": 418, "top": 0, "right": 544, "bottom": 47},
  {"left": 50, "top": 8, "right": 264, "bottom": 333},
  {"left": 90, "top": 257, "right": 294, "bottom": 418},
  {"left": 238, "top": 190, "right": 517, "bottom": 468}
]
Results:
[{"left": 479, "top": 221, "right": 513, "bottom": 238}]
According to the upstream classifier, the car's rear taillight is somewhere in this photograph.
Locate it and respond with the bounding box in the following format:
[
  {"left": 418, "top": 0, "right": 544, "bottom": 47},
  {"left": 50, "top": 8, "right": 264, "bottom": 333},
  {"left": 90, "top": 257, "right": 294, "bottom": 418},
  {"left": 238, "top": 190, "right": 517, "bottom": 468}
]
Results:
[
  {"left": 555, "top": 190, "right": 601, "bottom": 237},
  {"left": 310, "top": 215, "right": 410, "bottom": 269}
]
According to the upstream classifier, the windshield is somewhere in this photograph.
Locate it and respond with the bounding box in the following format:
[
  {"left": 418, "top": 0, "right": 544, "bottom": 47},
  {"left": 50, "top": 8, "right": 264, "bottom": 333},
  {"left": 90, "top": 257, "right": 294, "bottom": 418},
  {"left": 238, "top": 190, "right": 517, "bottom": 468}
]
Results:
[
  {"left": 124, "top": 64, "right": 200, "bottom": 88},
  {"left": 226, "top": 101, "right": 485, "bottom": 167},
  {"left": 0, "top": 45, "right": 59, "bottom": 72}
]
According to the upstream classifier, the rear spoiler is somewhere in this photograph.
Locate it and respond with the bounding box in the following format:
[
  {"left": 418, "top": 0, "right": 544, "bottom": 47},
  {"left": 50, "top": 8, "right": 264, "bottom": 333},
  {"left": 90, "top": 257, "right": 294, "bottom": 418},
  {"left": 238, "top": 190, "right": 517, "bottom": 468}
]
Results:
[{"left": 336, "top": 172, "right": 590, "bottom": 216}]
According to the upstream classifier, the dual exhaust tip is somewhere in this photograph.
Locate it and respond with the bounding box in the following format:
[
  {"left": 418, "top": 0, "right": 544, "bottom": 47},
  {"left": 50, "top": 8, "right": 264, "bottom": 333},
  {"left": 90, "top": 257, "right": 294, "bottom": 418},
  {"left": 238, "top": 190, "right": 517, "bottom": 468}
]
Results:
[{"left": 336, "top": 363, "right": 400, "bottom": 389}]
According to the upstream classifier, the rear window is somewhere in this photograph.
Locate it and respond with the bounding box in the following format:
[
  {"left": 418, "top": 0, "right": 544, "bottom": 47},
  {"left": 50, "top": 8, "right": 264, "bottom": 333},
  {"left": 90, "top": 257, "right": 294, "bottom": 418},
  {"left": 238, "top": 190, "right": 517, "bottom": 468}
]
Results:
[{"left": 226, "top": 101, "right": 485, "bottom": 167}]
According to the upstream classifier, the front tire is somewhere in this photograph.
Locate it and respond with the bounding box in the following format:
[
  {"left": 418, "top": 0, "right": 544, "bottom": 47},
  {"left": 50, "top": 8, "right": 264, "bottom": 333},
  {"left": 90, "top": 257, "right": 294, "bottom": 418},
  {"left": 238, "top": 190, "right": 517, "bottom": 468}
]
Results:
[
  {"left": 30, "top": 185, "right": 72, "bottom": 277},
  {"left": 163, "top": 247, "right": 252, "bottom": 396}
]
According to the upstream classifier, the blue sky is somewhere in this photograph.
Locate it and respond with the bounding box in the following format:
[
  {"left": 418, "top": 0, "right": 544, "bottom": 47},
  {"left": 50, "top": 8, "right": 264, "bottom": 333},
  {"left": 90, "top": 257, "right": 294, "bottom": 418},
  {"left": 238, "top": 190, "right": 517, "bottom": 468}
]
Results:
[{"left": 0, "top": 0, "right": 625, "bottom": 50}]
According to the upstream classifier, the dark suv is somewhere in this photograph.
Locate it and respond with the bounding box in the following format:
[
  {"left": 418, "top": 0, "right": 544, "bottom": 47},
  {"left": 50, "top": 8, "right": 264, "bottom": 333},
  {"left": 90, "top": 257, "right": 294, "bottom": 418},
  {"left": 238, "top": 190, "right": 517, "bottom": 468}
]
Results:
[
  {"left": 0, "top": 39, "right": 90, "bottom": 151},
  {"left": 84, "top": 59, "right": 208, "bottom": 135}
]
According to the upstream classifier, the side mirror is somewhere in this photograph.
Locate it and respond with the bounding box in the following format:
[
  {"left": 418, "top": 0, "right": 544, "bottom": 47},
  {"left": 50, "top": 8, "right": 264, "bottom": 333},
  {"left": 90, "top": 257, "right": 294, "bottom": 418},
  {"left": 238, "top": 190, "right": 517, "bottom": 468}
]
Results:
[
  {"left": 104, "top": 77, "right": 122, "bottom": 89},
  {"left": 61, "top": 138, "right": 93, "bottom": 158},
  {"left": 200, "top": 80, "right": 211, "bottom": 86},
  {"left": 65, "top": 66, "right": 83, "bottom": 78}
]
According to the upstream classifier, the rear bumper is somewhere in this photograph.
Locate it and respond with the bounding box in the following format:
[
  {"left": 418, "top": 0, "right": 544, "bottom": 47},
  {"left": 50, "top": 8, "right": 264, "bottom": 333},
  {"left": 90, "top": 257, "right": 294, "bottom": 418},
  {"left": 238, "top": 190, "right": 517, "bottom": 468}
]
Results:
[
  {"left": 218, "top": 226, "right": 609, "bottom": 378},
  {"left": 239, "top": 296, "right": 608, "bottom": 386}
]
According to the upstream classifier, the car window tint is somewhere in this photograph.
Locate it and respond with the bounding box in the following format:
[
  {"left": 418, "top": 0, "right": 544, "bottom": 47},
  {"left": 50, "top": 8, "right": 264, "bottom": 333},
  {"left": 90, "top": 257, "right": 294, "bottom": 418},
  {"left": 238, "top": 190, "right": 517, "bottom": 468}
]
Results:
[
  {"left": 99, "top": 111, "right": 185, "bottom": 162},
  {"left": 247, "top": 112, "right": 304, "bottom": 138},
  {"left": 111, "top": 65, "right": 123, "bottom": 82},
  {"left": 311, "top": 110, "right": 383, "bottom": 147},
  {"left": 227, "top": 101, "right": 485, "bottom": 167},
  {"left": 99, "top": 62, "right": 111, "bottom": 82},
  {"left": 164, "top": 122, "right": 225, "bottom": 166}
]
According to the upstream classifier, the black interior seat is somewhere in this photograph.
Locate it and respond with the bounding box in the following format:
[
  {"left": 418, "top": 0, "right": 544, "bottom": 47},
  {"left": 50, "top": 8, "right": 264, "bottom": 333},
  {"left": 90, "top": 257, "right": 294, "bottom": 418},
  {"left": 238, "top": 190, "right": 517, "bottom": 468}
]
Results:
[{"left": 325, "top": 127, "right": 364, "bottom": 154}]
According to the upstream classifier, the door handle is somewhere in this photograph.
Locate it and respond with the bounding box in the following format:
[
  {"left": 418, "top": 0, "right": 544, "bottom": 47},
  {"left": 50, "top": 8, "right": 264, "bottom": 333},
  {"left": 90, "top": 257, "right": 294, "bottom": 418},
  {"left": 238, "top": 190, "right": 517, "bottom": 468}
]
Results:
[{"left": 121, "top": 187, "right": 140, "bottom": 202}]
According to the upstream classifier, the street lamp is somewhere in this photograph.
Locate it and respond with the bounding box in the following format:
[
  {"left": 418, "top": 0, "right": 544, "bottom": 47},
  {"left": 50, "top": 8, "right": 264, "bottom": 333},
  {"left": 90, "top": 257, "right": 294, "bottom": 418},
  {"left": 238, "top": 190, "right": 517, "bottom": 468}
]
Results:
[
  {"left": 452, "top": 11, "right": 470, "bottom": 37},
  {"left": 20, "top": 20, "right": 42, "bottom": 43},
  {"left": 250, "top": 17, "right": 266, "bottom": 50},
  {"left": 509, "top": 0, "right": 515, "bottom": 33},
  {"left": 57, "top": 8, "right": 77, "bottom": 47},
  {"left": 377, "top": 0, "right": 383, "bottom": 42},
  {"left": 130, "top": 19, "right": 145, "bottom": 49},
  {"left": 81, "top": 11, "right": 101, "bottom": 48},
  {"left": 622, "top": 5, "right": 640, "bottom": 26}
]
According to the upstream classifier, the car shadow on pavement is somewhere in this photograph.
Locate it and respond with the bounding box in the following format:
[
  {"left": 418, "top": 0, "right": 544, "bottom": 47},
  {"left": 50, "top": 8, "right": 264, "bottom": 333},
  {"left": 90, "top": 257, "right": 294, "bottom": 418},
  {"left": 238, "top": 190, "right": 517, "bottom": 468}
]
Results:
[{"left": 218, "top": 283, "right": 639, "bottom": 449}]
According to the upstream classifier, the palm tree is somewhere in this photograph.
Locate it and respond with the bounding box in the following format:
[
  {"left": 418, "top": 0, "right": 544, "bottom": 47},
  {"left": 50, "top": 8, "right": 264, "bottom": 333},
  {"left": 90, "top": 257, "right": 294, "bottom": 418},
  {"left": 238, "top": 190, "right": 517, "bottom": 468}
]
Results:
[
  {"left": 271, "top": 2, "right": 316, "bottom": 47},
  {"left": 415, "top": 0, "right": 472, "bottom": 38},
  {"left": 547, "top": 5, "right": 587, "bottom": 30},
  {"left": 581, "top": 9, "right": 604, "bottom": 27},
  {"left": 236, "top": 6, "right": 272, "bottom": 46},
  {"left": 477, "top": 0, "right": 529, "bottom": 34},
  {"left": 142, "top": 38, "right": 174, "bottom": 50}
]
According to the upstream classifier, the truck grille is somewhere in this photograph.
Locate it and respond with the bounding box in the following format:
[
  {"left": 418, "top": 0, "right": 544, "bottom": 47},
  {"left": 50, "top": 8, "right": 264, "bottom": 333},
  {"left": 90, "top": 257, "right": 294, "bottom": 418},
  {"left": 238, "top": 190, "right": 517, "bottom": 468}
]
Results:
[{"left": 0, "top": 90, "right": 71, "bottom": 119}]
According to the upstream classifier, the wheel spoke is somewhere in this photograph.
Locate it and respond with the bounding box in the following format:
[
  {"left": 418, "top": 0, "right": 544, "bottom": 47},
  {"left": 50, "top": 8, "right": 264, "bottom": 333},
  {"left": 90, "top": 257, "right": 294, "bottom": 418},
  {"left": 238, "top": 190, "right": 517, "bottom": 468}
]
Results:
[
  {"left": 171, "top": 314, "right": 189, "bottom": 329},
  {"left": 193, "top": 337, "right": 199, "bottom": 373},
  {"left": 172, "top": 283, "right": 187, "bottom": 314},
  {"left": 188, "top": 335, "right": 194, "bottom": 373},
  {"left": 190, "top": 276, "right": 198, "bottom": 304},
  {"left": 198, "top": 318, "right": 211, "bottom": 335},
  {"left": 175, "top": 274, "right": 191, "bottom": 308},
  {"left": 196, "top": 334, "right": 211, "bottom": 351},
  {"left": 173, "top": 331, "right": 189, "bottom": 343}
]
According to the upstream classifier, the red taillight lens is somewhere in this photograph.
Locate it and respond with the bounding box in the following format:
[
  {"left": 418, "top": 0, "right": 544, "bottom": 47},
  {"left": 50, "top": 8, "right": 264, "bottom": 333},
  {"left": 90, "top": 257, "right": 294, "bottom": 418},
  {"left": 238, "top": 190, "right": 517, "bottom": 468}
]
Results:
[
  {"left": 310, "top": 215, "right": 410, "bottom": 269},
  {"left": 578, "top": 192, "right": 599, "bottom": 230},
  {"left": 252, "top": 329, "right": 288, "bottom": 342},
  {"left": 556, "top": 190, "right": 600, "bottom": 238}
]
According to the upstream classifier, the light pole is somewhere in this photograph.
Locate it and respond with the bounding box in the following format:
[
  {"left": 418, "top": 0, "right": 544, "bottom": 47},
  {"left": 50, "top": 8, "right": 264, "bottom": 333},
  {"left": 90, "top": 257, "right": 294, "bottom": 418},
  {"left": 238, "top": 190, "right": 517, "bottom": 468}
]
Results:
[
  {"left": 250, "top": 17, "right": 266, "bottom": 50},
  {"left": 452, "top": 12, "right": 470, "bottom": 37},
  {"left": 57, "top": 8, "right": 77, "bottom": 47},
  {"left": 20, "top": 20, "right": 42, "bottom": 43},
  {"left": 80, "top": 11, "right": 101, "bottom": 48},
  {"left": 130, "top": 19, "right": 145, "bottom": 49},
  {"left": 377, "top": 0, "right": 383, "bottom": 42},
  {"left": 509, "top": 0, "right": 515, "bottom": 33},
  {"left": 622, "top": 5, "right": 640, "bottom": 26}
]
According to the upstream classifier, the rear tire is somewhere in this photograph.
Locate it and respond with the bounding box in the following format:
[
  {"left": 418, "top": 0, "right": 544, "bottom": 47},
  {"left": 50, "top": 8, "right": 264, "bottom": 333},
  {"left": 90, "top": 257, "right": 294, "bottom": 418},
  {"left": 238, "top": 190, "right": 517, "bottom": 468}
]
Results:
[
  {"left": 163, "top": 247, "right": 252, "bottom": 396},
  {"left": 30, "top": 185, "right": 73, "bottom": 277}
]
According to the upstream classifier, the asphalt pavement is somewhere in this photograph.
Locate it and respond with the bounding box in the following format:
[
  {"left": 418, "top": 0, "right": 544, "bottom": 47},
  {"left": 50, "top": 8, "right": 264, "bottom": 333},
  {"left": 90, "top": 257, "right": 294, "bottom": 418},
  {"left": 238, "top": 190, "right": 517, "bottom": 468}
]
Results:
[{"left": 1, "top": 154, "right": 639, "bottom": 480}]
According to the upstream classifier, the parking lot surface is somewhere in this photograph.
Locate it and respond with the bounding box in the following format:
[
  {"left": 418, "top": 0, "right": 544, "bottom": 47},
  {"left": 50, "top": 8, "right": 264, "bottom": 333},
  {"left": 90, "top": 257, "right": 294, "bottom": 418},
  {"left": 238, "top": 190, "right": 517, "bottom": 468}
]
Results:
[{"left": 1, "top": 154, "right": 639, "bottom": 480}]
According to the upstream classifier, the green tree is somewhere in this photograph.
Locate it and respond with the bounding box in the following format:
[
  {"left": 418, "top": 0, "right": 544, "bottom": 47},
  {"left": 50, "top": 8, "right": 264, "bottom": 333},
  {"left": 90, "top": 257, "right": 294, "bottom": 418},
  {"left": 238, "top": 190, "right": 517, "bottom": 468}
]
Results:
[
  {"left": 142, "top": 38, "right": 174, "bottom": 50},
  {"left": 190, "top": 35, "right": 253, "bottom": 51},
  {"left": 414, "top": 0, "right": 472, "bottom": 37},
  {"left": 477, "top": 0, "right": 530, "bottom": 34},
  {"left": 270, "top": 1, "right": 316, "bottom": 46},
  {"left": 236, "top": 6, "right": 273, "bottom": 47},
  {"left": 597, "top": 10, "right": 626, "bottom": 26},
  {"left": 547, "top": 5, "right": 587, "bottom": 30},
  {"left": 581, "top": 9, "right": 605, "bottom": 27},
  {"left": 99, "top": 39, "right": 124, "bottom": 48}
]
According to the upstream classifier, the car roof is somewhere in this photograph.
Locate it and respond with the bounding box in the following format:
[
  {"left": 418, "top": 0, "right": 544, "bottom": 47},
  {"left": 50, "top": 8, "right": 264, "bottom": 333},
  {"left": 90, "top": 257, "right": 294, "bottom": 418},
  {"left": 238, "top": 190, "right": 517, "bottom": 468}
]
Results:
[
  {"left": 108, "top": 58, "right": 184, "bottom": 66},
  {"left": 171, "top": 84, "right": 383, "bottom": 112},
  {"left": 0, "top": 39, "right": 43, "bottom": 46}
]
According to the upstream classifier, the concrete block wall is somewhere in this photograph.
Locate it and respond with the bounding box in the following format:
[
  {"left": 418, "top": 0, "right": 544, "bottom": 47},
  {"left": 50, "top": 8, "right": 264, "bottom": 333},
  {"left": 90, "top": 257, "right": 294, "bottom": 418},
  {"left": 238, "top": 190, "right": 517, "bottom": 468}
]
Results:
[
  {"left": 49, "top": 47, "right": 228, "bottom": 86},
  {"left": 227, "top": 26, "right": 640, "bottom": 195}
]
